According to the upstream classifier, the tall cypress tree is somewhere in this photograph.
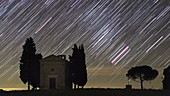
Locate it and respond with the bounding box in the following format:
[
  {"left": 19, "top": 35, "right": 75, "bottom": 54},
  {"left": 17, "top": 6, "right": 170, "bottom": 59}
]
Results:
[
  {"left": 69, "top": 44, "right": 87, "bottom": 89},
  {"left": 78, "top": 45, "right": 87, "bottom": 88},
  {"left": 20, "top": 37, "right": 41, "bottom": 90},
  {"left": 69, "top": 44, "right": 79, "bottom": 89}
]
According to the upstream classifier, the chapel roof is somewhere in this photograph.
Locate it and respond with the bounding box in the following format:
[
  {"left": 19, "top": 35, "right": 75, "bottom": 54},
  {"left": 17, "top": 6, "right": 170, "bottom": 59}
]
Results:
[{"left": 40, "top": 54, "right": 68, "bottom": 62}]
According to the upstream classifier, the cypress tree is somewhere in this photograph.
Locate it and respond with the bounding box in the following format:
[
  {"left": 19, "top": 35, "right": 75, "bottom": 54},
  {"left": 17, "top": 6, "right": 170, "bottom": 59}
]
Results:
[
  {"left": 78, "top": 45, "right": 87, "bottom": 88},
  {"left": 20, "top": 37, "right": 41, "bottom": 90},
  {"left": 69, "top": 44, "right": 87, "bottom": 89}
]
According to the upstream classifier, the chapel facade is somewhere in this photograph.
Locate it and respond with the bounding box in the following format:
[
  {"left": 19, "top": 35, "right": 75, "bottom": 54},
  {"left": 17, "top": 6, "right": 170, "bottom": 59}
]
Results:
[{"left": 40, "top": 55, "right": 72, "bottom": 89}]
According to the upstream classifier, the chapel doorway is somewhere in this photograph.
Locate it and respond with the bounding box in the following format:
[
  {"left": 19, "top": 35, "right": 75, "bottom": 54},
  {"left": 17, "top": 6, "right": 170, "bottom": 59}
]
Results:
[{"left": 49, "top": 78, "right": 56, "bottom": 89}]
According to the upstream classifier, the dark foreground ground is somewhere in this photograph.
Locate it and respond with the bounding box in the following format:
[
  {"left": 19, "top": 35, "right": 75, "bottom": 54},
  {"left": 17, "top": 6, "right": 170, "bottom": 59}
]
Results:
[{"left": 0, "top": 89, "right": 170, "bottom": 96}]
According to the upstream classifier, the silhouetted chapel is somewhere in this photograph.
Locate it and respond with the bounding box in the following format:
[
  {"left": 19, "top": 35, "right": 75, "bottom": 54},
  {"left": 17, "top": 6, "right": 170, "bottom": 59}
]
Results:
[{"left": 40, "top": 55, "right": 72, "bottom": 89}]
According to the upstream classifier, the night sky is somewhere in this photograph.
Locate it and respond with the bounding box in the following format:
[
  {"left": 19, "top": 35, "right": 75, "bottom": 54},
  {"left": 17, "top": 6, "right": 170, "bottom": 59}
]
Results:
[{"left": 0, "top": 0, "right": 170, "bottom": 90}]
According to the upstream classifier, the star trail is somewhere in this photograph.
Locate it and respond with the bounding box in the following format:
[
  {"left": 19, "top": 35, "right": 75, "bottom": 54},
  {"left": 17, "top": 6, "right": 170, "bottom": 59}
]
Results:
[{"left": 0, "top": 0, "right": 169, "bottom": 89}]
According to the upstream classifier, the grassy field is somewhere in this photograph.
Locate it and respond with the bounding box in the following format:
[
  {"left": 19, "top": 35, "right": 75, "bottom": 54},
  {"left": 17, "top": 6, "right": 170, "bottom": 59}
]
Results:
[{"left": 0, "top": 89, "right": 170, "bottom": 96}]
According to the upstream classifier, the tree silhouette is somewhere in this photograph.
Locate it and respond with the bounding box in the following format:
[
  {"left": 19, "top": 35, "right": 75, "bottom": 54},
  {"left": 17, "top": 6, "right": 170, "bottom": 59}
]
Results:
[
  {"left": 20, "top": 37, "right": 42, "bottom": 90},
  {"left": 126, "top": 65, "right": 158, "bottom": 89},
  {"left": 163, "top": 66, "right": 170, "bottom": 90},
  {"left": 69, "top": 44, "right": 87, "bottom": 89},
  {"left": 77, "top": 45, "right": 87, "bottom": 88},
  {"left": 69, "top": 44, "right": 79, "bottom": 89},
  {"left": 31, "top": 54, "right": 42, "bottom": 90}
]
